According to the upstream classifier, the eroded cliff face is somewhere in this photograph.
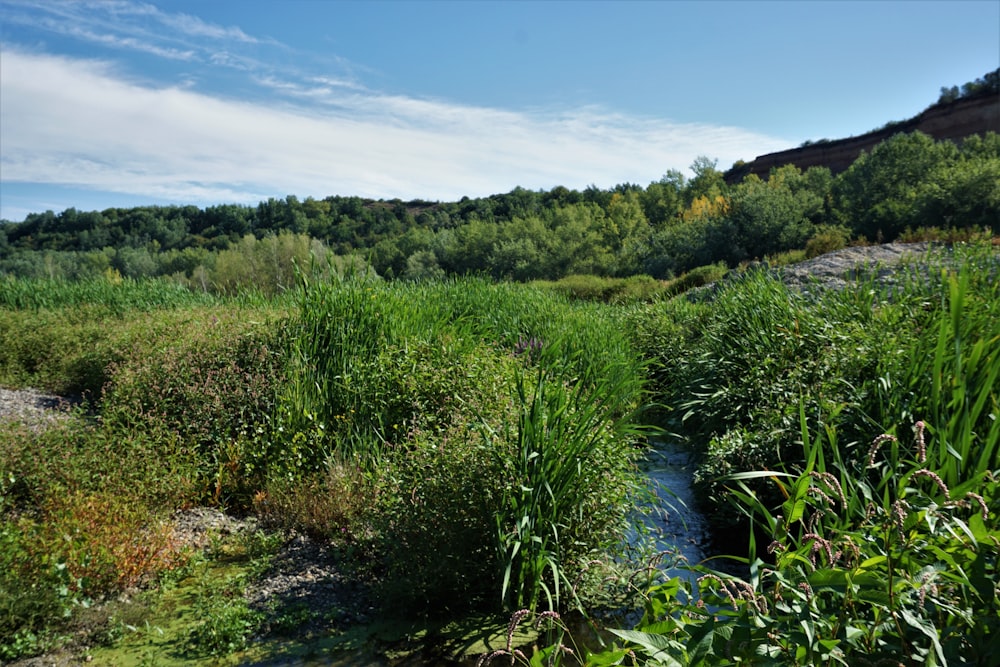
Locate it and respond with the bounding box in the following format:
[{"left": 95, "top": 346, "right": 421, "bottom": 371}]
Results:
[{"left": 726, "top": 93, "right": 1000, "bottom": 182}]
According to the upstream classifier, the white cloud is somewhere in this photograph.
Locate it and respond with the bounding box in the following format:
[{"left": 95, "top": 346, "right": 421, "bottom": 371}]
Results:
[
  {"left": 65, "top": 25, "right": 197, "bottom": 60},
  {"left": 155, "top": 9, "right": 258, "bottom": 43},
  {"left": 1, "top": 48, "right": 790, "bottom": 215},
  {"left": 1, "top": 0, "right": 264, "bottom": 70}
]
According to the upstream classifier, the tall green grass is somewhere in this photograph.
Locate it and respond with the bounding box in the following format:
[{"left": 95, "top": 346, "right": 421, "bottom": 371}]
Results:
[
  {"left": 0, "top": 275, "right": 217, "bottom": 313},
  {"left": 0, "top": 276, "right": 231, "bottom": 395},
  {"left": 891, "top": 258, "right": 1000, "bottom": 488},
  {"left": 594, "top": 241, "right": 1000, "bottom": 665},
  {"left": 625, "top": 242, "right": 999, "bottom": 519},
  {"left": 279, "top": 275, "right": 643, "bottom": 466},
  {"left": 275, "top": 275, "right": 649, "bottom": 614},
  {"left": 498, "top": 341, "right": 647, "bottom": 611},
  {"left": 591, "top": 246, "right": 1000, "bottom": 665}
]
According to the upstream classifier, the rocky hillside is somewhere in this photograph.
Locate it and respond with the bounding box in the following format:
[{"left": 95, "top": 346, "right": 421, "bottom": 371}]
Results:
[{"left": 726, "top": 90, "right": 1000, "bottom": 182}]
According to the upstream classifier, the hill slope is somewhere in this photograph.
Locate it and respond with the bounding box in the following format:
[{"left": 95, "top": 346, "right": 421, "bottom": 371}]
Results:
[{"left": 727, "top": 86, "right": 999, "bottom": 182}]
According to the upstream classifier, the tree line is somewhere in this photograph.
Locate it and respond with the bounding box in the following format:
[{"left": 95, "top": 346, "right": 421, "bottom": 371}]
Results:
[
  {"left": 936, "top": 67, "right": 999, "bottom": 105},
  {"left": 1, "top": 130, "right": 997, "bottom": 291}
]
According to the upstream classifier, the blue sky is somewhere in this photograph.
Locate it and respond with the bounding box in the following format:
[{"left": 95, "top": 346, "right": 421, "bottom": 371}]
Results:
[{"left": 1, "top": 0, "right": 998, "bottom": 222}]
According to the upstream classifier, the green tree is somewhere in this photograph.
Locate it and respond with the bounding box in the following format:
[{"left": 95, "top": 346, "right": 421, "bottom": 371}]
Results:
[
  {"left": 832, "top": 131, "right": 960, "bottom": 241},
  {"left": 112, "top": 246, "right": 158, "bottom": 278},
  {"left": 914, "top": 140, "right": 1000, "bottom": 232},
  {"left": 402, "top": 250, "right": 446, "bottom": 281},
  {"left": 212, "top": 232, "right": 328, "bottom": 295},
  {"left": 437, "top": 218, "right": 499, "bottom": 275},
  {"left": 489, "top": 236, "right": 545, "bottom": 281},
  {"left": 684, "top": 156, "right": 728, "bottom": 206},
  {"left": 640, "top": 171, "right": 685, "bottom": 226},
  {"left": 549, "top": 204, "right": 614, "bottom": 277},
  {"left": 727, "top": 170, "right": 817, "bottom": 261},
  {"left": 605, "top": 191, "right": 652, "bottom": 275},
  {"left": 491, "top": 216, "right": 552, "bottom": 280}
]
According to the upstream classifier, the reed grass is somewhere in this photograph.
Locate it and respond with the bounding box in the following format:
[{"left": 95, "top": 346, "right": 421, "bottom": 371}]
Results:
[
  {"left": 279, "top": 275, "right": 643, "bottom": 467},
  {"left": 595, "top": 241, "right": 1000, "bottom": 665},
  {"left": 0, "top": 275, "right": 216, "bottom": 313},
  {"left": 277, "top": 274, "right": 649, "bottom": 614},
  {"left": 498, "top": 340, "right": 647, "bottom": 611}
]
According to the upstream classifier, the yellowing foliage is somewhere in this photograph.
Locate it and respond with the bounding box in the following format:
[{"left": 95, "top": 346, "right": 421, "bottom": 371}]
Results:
[{"left": 683, "top": 194, "right": 730, "bottom": 221}]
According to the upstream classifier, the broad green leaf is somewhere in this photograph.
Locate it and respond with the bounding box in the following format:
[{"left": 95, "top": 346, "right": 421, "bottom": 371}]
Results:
[
  {"left": 608, "top": 629, "right": 684, "bottom": 666},
  {"left": 585, "top": 648, "right": 633, "bottom": 667},
  {"left": 809, "top": 568, "right": 849, "bottom": 588},
  {"left": 686, "top": 619, "right": 718, "bottom": 664},
  {"left": 720, "top": 470, "right": 795, "bottom": 481},
  {"left": 859, "top": 556, "right": 887, "bottom": 569},
  {"left": 856, "top": 588, "right": 892, "bottom": 607},
  {"left": 900, "top": 608, "right": 946, "bottom": 666}
]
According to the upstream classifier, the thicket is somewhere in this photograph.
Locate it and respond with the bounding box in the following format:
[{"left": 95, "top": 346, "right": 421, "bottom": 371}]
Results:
[
  {"left": 1, "top": 244, "right": 997, "bottom": 664},
  {"left": 2, "top": 131, "right": 998, "bottom": 288},
  {"left": 594, "top": 241, "right": 1000, "bottom": 665},
  {"left": 0, "top": 275, "right": 650, "bottom": 660}
]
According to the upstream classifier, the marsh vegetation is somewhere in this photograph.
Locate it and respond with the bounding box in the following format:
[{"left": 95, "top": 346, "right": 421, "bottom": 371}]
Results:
[
  {"left": 1, "top": 239, "right": 997, "bottom": 665},
  {"left": 1, "top": 120, "right": 998, "bottom": 664}
]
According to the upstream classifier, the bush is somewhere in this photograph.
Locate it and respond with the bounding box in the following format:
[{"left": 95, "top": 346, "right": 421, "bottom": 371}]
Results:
[
  {"left": 627, "top": 243, "right": 1000, "bottom": 527},
  {"left": 601, "top": 417, "right": 1000, "bottom": 665},
  {"left": 0, "top": 420, "right": 199, "bottom": 659},
  {"left": 804, "top": 224, "right": 851, "bottom": 258},
  {"left": 100, "top": 308, "right": 286, "bottom": 505},
  {"left": 535, "top": 274, "right": 667, "bottom": 303},
  {"left": 277, "top": 276, "right": 648, "bottom": 615},
  {"left": 663, "top": 262, "right": 728, "bottom": 295}
]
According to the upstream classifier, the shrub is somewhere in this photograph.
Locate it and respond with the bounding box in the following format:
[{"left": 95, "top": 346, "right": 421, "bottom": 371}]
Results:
[
  {"left": 0, "top": 420, "right": 199, "bottom": 659},
  {"left": 278, "top": 277, "right": 642, "bottom": 466},
  {"left": 535, "top": 274, "right": 666, "bottom": 303},
  {"left": 804, "top": 224, "right": 851, "bottom": 258},
  {"left": 663, "top": 262, "right": 728, "bottom": 295},
  {"left": 255, "top": 462, "right": 372, "bottom": 541},
  {"left": 601, "top": 415, "right": 1000, "bottom": 665},
  {"left": 372, "top": 414, "right": 508, "bottom": 614},
  {"left": 99, "top": 307, "right": 286, "bottom": 505},
  {"left": 277, "top": 276, "right": 648, "bottom": 616}
]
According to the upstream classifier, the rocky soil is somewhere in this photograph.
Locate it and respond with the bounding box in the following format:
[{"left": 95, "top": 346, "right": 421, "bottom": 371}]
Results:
[
  {"left": 172, "top": 508, "right": 376, "bottom": 632},
  {"left": 0, "top": 387, "right": 81, "bottom": 432},
  {"left": 1, "top": 403, "right": 373, "bottom": 665},
  {"left": 778, "top": 242, "right": 933, "bottom": 291}
]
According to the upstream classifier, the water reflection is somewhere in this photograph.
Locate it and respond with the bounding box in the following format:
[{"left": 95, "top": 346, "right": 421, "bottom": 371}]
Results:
[
  {"left": 639, "top": 440, "right": 747, "bottom": 581},
  {"left": 640, "top": 440, "right": 712, "bottom": 573}
]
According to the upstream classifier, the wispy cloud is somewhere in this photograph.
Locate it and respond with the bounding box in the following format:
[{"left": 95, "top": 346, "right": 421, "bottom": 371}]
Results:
[
  {"left": 0, "top": 0, "right": 365, "bottom": 103},
  {"left": 2, "top": 0, "right": 258, "bottom": 47},
  {"left": 1, "top": 47, "right": 789, "bottom": 218},
  {"left": 154, "top": 8, "right": 258, "bottom": 43},
  {"left": 64, "top": 25, "right": 197, "bottom": 61},
  {"left": 0, "top": 0, "right": 790, "bottom": 220}
]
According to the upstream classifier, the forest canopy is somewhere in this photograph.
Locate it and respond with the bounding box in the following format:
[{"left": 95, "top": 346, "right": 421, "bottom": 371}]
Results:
[{"left": 1, "top": 130, "right": 998, "bottom": 292}]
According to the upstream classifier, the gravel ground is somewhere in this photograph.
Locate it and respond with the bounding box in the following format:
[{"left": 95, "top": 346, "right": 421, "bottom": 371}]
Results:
[
  {"left": 1, "top": 397, "right": 373, "bottom": 664},
  {"left": 170, "top": 508, "right": 376, "bottom": 636},
  {"left": 0, "top": 387, "right": 81, "bottom": 432},
  {"left": 778, "top": 242, "right": 934, "bottom": 291}
]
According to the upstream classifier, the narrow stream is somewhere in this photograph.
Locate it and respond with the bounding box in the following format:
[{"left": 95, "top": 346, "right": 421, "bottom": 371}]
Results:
[
  {"left": 639, "top": 439, "right": 752, "bottom": 589},
  {"left": 639, "top": 440, "right": 717, "bottom": 575}
]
